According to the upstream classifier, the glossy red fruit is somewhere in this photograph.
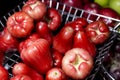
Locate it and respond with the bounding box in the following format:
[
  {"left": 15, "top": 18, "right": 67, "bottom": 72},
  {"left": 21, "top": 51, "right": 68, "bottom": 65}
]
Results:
[
  {"left": 53, "top": 26, "right": 74, "bottom": 54},
  {"left": 6, "top": 11, "right": 34, "bottom": 38},
  {"left": 60, "top": 0, "right": 83, "bottom": 9},
  {"left": 20, "top": 39, "right": 53, "bottom": 74},
  {"left": 67, "top": 21, "right": 84, "bottom": 32},
  {"left": 46, "top": 8, "right": 61, "bottom": 31},
  {"left": 0, "top": 51, "right": 4, "bottom": 64},
  {"left": 12, "top": 62, "right": 44, "bottom": 80},
  {"left": 62, "top": 48, "right": 93, "bottom": 79},
  {"left": 99, "top": 8, "right": 120, "bottom": 27},
  {"left": 18, "top": 33, "right": 41, "bottom": 52},
  {"left": 83, "top": 2, "right": 102, "bottom": 21},
  {"left": 46, "top": 67, "right": 67, "bottom": 80},
  {"left": 74, "top": 18, "right": 88, "bottom": 27},
  {"left": 22, "top": 0, "right": 47, "bottom": 20},
  {"left": 10, "top": 74, "right": 32, "bottom": 80},
  {"left": 85, "top": 20, "right": 110, "bottom": 44},
  {"left": 73, "top": 30, "right": 96, "bottom": 57},
  {"left": 52, "top": 49, "right": 63, "bottom": 68},
  {"left": 65, "top": 18, "right": 88, "bottom": 32},
  {"left": 36, "top": 21, "right": 53, "bottom": 45},
  {"left": 0, "top": 28, "right": 19, "bottom": 52},
  {"left": 0, "top": 65, "right": 9, "bottom": 80}
]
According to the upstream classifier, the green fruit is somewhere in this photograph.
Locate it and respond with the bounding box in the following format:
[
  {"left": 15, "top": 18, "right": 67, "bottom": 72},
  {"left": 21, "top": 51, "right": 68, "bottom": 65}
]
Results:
[
  {"left": 109, "top": 0, "right": 120, "bottom": 14},
  {"left": 94, "top": 0, "right": 109, "bottom": 7}
]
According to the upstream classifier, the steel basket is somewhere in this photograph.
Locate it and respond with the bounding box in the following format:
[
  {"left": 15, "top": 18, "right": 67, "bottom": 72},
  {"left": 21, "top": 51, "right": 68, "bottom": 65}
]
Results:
[{"left": 0, "top": 0, "right": 120, "bottom": 79}]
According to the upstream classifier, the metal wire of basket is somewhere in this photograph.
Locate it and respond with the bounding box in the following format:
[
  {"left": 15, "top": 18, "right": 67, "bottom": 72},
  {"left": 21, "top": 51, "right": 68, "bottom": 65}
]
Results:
[
  {"left": 99, "top": 34, "right": 120, "bottom": 80},
  {"left": 40, "top": 0, "right": 120, "bottom": 31},
  {"left": 0, "top": 0, "right": 120, "bottom": 79}
]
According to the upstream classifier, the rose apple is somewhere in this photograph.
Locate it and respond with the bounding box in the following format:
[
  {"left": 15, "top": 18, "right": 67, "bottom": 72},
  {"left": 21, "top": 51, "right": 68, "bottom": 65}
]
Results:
[
  {"left": 0, "top": 51, "right": 4, "bottom": 64},
  {"left": 46, "top": 8, "right": 61, "bottom": 31},
  {"left": 68, "top": 18, "right": 88, "bottom": 32},
  {"left": 59, "top": 0, "right": 83, "bottom": 9},
  {"left": 36, "top": 21, "right": 53, "bottom": 45},
  {"left": 6, "top": 11, "right": 34, "bottom": 38},
  {"left": 85, "top": 20, "right": 110, "bottom": 44},
  {"left": 109, "top": 0, "right": 120, "bottom": 14},
  {"left": 74, "top": 18, "right": 88, "bottom": 27},
  {"left": 0, "top": 65, "right": 9, "bottom": 80},
  {"left": 73, "top": 30, "right": 96, "bottom": 57},
  {"left": 10, "top": 74, "right": 32, "bottom": 80},
  {"left": 12, "top": 62, "right": 44, "bottom": 80},
  {"left": 99, "top": 8, "right": 120, "bottom": 27},
  {"left": 59, "top": 0, "right": 83, "bottom": 14},
  {"left": 83, "top": 2, "right": 102, "bottom": 21},
  {"left": 64, "top": 21, "right": 84, "bottom": 33},
  {"left": 45, "top": 67, "right": 67, "bottom": 80},
  {"left": 0, "top": 28, "right": 19, "bottom": 52},
  {"left": 22, "top": 0, "right": 47, "bottom": 20},
  {"left": 20, "top": 39, "right": 53, "bottom": 74},
  {"left": 52, "top": 49, "right": 63, "bottom": 68},
  {"left": 18, "top": 33, "right": 41, "bottom": 52},
  {"left": 62, "top": 48, "right": 93, "bottom": 79},
  {"left": 66, "top": 18, "right": 88, "bottom": 32},
  {"left": 53, "top": 26, "right": 74, "bottom": 54}
]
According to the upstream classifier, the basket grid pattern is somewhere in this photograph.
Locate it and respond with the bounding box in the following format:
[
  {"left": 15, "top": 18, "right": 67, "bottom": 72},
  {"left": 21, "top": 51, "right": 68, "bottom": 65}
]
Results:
[{"left": 0, "top": 0, "right": 119, "bottom": 79}]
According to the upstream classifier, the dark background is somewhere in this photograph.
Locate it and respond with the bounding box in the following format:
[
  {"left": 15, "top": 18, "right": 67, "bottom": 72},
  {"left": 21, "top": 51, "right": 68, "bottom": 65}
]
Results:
[{"left": 0, "top": 0, "right": 24, "bottom": 18}]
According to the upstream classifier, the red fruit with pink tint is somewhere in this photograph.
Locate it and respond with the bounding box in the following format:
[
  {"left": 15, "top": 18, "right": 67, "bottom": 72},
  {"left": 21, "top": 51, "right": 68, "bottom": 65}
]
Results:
[
  {"left": 36, "top": 21, "right": 53, "bottom": 45},
  {"left": 0, "top": 28, "right": 19, "bottom": 52},
  {"left": 10, "top": 74, "right": 32, "bottom": 80},
  {"left": 21, "top": 39, "right": 53, "bottom": 74},
  {"left": 46, "top": 67, "right": 67, "bottom": 80},
  {"left": 85, "top": 20, "right": 110, "bottom": 44},
  {"left": 53, "top": 26, "right": 74, "bottom": 54},
  {"left": 0, "top": 65, "right": 9, "bottom": 80},
  {"left": 18, "top": 33, "right": 41, "bottom": 52},
  {"left": 12, "top": 62, "right": 44, "bottom": 80},
  {"left": 22, "top": 0, "right": 47, "bottom": 20},
  {"left": 46, "top": 8, "right": 61, "bottom": 31},
  {"left": 52, "top": 49, "right": 63, "bottom": 68},
  {"left": 99, "top": 8, "right": 120, "bottom": 27},
  {"left": 83, "top": 2, "right": 102, "bottom": 21},
  {"left": 62, "top": 48, "right": 93, "bottom": 79},
  {"left": 73, "top": 30, "right": 96, "bottom": 57},
  {"left": 7, "top": 11, "right": 34, "bottom": 38},
  {"left": 74, "top": 18, "right": 88, "bottom": 27}
]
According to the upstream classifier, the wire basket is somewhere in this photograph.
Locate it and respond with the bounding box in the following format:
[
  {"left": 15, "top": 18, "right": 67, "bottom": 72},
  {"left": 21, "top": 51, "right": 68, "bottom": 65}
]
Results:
[
  {"left": 0, "top": 0, "right": 120, "bottom": 79},
  {"left": 99, "top": 34, "right": 120, "bottom": 80}
]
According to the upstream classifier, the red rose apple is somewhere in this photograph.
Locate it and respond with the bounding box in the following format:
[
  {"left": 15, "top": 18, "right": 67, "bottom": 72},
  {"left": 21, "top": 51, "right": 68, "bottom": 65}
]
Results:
[
  {"left": 12, "top": 62, "right": 44, "bottom": 80},
  {"left": 10, "top": 74, "right": 32, "bottom": 80},
  {"left": 20, "top": 39, "right": 53, "bottom": 74},
  {"left": 53, "top": 26, "right": 74, "bottom": 54},
  {"left": 0, "top": 65, "right": 9, "bottom": 80},
  {"left": 83, "top": 2, "right": 102, "bottom": 21},
  {"left": 45, "top": 67, "right": 67, "bottom": 80},
  {"left": 22, "top": 0, "right": 47, "bottom": 20},
  {"left": 46, "top": 8, "right": 61, "bottom": 31},
  {"left": 99, "top": 8, "right": 120, "bottom": 28},
  {"left": 6, "top": 11, "right": 34, "bottom": 38},
  {"left": 85, "top": 20, "right": 110, "bottom": 44},
  {"left": 52, "top": 49, "right": 63, "bottom": 68},
  {"left": 0, "top": 28, "right": 19, "bottom": 52},
  {"left": 62, "top": 48, "right": 93, "bottom": 79},
  {"left": 36, "top": 21, "right": 53, "bottom": 45}
]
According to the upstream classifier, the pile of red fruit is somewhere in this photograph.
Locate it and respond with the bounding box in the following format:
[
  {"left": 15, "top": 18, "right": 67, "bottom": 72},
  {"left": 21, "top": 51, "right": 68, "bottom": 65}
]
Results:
[
  {"left": 0, "top": 0, "right": 111, "bottom": 80},
  {"left": 59, "top": 0, "right": 120, "bottom": 28}
]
